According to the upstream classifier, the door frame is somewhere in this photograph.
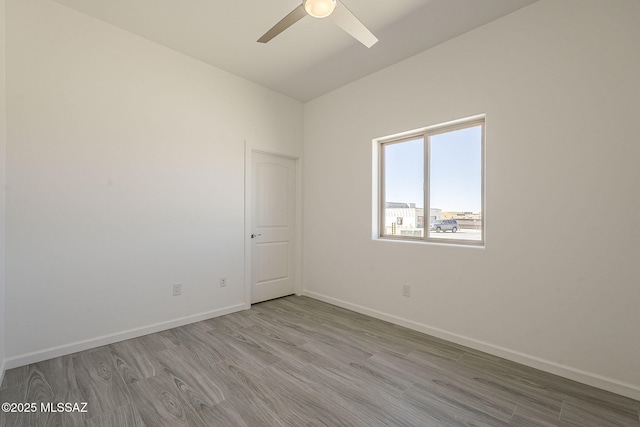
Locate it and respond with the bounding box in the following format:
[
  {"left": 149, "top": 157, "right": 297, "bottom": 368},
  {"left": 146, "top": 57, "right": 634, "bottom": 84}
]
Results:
[{"left": 244, "top": 144, "right": 303, "bottom": 309}]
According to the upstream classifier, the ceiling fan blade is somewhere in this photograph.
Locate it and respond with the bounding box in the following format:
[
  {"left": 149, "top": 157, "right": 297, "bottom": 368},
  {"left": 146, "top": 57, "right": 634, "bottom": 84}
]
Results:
[
  {"left": 258, "top": 4, "right": 307, "bottom": 43},
  {"left": 329, "top": 1, "right": 378, "bottom": 48}
]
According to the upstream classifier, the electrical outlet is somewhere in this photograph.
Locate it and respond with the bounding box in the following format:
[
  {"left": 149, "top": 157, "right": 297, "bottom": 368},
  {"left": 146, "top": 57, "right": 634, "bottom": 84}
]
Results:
[
  {"left": 402, "top": 284, "right": 411, "bottom": 297},
  {"left": 220, "top": 277, "right": 227, "bottom": 287},
  {"left": 173, "top": 283, "right": 182, "bottom": 296}
]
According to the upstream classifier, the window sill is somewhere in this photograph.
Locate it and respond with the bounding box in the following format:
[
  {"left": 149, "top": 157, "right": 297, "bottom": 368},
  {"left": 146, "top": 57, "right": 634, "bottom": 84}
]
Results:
[{"left": 373, "top": 236, "right": 485, "bottom": 249}]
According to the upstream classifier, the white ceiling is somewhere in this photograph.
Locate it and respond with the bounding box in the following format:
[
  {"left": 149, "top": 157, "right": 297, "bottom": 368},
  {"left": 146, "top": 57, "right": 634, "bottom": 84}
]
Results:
[{"left": 49, "top": 0, "right": 538, "bottom": 102}]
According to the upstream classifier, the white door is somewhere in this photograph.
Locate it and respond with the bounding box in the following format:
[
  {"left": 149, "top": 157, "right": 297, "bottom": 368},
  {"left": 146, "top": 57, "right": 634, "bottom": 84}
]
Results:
[{"left": 251, "top": 152, "right": 296, "bottom": 304}]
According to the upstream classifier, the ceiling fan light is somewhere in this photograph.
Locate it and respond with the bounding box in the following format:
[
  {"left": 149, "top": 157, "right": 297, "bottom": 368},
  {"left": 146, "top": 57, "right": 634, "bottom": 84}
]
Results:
[{"left": 303, "top": 0, "right": 337, "bottom": 18}]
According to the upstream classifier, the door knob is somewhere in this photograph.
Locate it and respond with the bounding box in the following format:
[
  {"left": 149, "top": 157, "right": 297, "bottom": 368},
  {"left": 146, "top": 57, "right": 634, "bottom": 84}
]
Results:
[{"left": 251, "top": 233, "right": 262, "bottom": 239}]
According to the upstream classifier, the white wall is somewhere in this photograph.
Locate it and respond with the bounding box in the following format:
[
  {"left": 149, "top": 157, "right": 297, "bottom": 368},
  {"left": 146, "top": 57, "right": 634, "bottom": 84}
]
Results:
[
  {"left": 0, "top": 0, "right": 7, "bottom": 380},
  {"left": 303, "top": 0, "right": 640, "bottom": 399},
  {"left": 4, "top": 0, "right": 302, "bottom": 365}
]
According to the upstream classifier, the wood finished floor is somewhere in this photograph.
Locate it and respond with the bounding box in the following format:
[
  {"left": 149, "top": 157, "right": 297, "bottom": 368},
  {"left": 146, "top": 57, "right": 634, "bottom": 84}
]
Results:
[{"left": 1, "top": 296, "right": 639, "bottom": 426}]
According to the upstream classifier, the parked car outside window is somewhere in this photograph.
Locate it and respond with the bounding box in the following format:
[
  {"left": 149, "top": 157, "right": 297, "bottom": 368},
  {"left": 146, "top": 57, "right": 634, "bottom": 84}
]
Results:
[{"left": 430, "top": 219, "right": 458, "bottom": 233}]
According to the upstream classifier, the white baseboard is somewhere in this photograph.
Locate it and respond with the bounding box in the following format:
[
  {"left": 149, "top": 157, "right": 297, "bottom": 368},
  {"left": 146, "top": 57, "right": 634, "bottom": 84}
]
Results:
[
  {"left": 3, "top": 303, "right": 247, "bottom": 370},
  {"left": 303, "top": 290, "right": 640, "bottom": 401}
]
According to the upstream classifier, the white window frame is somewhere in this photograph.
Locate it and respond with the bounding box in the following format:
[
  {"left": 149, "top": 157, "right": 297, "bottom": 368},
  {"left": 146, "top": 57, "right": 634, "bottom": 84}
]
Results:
[{"left": 374, "top": 115, "right": 485, "bottom": 247}]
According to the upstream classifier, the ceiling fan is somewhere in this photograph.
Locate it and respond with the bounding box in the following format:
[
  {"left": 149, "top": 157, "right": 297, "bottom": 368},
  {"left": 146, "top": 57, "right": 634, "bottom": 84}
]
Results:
[{"left": 258, "top": 0, "right": 378, "bottom": 48}]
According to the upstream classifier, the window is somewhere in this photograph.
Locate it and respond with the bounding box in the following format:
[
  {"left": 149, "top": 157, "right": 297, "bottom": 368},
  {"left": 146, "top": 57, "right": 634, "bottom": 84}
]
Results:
[{"left": 377, "top": 116, "right": 484, "bottom": 246}]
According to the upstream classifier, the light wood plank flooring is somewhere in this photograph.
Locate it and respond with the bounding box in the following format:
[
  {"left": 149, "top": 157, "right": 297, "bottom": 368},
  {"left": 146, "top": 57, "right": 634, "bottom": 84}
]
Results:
[{"left": 1, "top": 296, "right": 639, "bottom": 426}]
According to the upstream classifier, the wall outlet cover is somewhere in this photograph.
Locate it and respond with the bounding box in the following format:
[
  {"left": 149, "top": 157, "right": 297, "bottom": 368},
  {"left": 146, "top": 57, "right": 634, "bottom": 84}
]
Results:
[{"left": 402, "top": 284, "right": 411, "bottom": 297}]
